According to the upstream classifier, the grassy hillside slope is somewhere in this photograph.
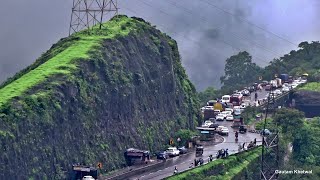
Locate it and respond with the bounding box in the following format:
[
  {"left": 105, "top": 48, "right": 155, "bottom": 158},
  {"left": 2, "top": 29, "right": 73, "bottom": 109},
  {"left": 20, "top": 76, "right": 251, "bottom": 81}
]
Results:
[
  {"left": 166, "top": 147, "right": 262, "bottom": 180},
  {"left": 0, "top": 15, "right": 199, "bottom": 179}
]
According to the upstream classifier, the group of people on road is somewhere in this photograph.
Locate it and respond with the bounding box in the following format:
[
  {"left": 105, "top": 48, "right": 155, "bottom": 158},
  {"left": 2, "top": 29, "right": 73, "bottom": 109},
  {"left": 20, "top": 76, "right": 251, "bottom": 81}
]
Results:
[
  {"left": 238, "top": 138, "right": 257, "bottom": 152},
  {"left": 216, "top": 148, "right": 229, "bottom": 159}
]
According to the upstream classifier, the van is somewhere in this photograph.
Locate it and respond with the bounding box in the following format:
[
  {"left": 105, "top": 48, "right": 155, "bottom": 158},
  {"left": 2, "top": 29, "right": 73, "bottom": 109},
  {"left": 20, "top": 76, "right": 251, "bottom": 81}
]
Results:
[{"left": 221, "top": 95, "right": 231, "bottom": 103}]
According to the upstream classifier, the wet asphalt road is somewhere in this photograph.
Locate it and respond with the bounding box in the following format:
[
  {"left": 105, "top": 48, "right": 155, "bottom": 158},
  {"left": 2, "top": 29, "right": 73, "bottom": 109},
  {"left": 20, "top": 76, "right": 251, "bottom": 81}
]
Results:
[
  {"left": 131, "top": 121, "right": 262, "bottom": 180},
  {"left": 127, "top": 89, "right": 269, "bottom": 180}
]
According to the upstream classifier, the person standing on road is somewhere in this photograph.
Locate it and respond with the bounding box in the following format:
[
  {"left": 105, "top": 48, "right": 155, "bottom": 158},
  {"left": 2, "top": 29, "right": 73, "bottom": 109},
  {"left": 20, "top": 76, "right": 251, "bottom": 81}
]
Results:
[
  {"left": 242, "top": 142, "right": 245, "bottom": 150},
  {"left": 254, "top": 138, "right": 257, "bottom": 145},
  {"left": 174, "top": 166, "right": 178, "bottom": 174}
]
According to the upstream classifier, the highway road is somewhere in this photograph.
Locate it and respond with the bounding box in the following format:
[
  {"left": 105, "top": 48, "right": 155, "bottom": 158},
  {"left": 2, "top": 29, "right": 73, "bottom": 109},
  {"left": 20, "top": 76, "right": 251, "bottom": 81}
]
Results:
[
  {"left": 129, "top": 89, "right": 269, "bottom": 180},
  {"left": 130, "top": 121, "right": 262, "bottom": 180},
  {"left": 104, "top": 88, "right": 270, "bottom": 180}
]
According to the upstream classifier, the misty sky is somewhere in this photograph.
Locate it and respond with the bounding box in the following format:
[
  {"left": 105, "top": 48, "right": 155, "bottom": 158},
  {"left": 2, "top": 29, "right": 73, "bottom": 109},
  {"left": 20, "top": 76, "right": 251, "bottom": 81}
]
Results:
[{"left": 0, "top": 0, "right": 320, "bottom": 91}]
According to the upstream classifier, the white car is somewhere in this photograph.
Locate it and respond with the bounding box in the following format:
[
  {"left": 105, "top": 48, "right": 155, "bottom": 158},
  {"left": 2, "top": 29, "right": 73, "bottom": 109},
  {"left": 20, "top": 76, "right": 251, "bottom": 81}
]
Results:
[
  {"left": 233, "top": 106, "right": 240, "bottom": 110},
  {"left": 220, "top": 127, "right": 229, "bottom": 136},
  {"left": 283, "top": 83, "right": 289, "bottom": 87},
  {"left": 82, "top": 176, "right": 95, "bottom": 180},
  {"left": 234, "top": 108, "right": 241, "bottom": 115},
  {"left": 204, "top": 106, "right": 214, "bottom": 110},
  {"left": 214, "top": 109, "right": 221, "bottom": 114},
  {"left": 220, "top": 111, "right": 229, "bottom": 118},
  {"left": 223, "top": 111, "right": 232, "bottom": 116},
  {"left": 282, "top": 86, "right": 290, "bottom": 92},
  {"left": 274, "top": 89, "right": 282, "bottom": 95},
  {"left": 226, "top": 114, "right": 234, "bottom": 121},
  {"left": 216, "top": 114, "right": 225, "bottom": 121},
  {"left": 202, "top": 120, "right": 213, "bottom": 127},
  {"left": 166, "top": 147, "right": 180, "bottom": 156},
  {"left": 225, "top": 108, "right": 233, "bottom": 114}
]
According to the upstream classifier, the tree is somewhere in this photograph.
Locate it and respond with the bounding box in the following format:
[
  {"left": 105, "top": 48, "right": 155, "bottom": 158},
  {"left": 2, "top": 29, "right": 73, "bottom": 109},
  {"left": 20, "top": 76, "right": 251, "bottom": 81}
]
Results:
[
  {"left": 220, "top": 51, "right": 262, "bottom": 91},
  {"left": 273, "top": 108, "right": 304, "bottom": 139},
  {"left": 197, "top": 87, "right": 221, "bottom": 106}
]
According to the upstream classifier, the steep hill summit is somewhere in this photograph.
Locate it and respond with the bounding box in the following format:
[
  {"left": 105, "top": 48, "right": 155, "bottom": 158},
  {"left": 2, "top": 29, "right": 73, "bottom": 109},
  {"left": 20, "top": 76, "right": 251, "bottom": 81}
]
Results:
[{"left": 0, "top": 15, "right": 199, "bottom": 179}]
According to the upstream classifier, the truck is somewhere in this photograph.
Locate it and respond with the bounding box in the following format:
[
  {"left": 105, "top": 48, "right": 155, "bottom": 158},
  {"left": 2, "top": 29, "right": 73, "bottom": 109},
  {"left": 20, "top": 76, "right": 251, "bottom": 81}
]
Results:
[
  {"left": 213, "top": 102, "right": 224, "bottom": 111},
  {"left": 279, "top": 74, "right": 289, "bottom": 83},
  {"left": 230, "top": 95, "right": 242, "bottom": 106},
  {"left": 203, "top": 109, "right": 215, "bottom": 120}
]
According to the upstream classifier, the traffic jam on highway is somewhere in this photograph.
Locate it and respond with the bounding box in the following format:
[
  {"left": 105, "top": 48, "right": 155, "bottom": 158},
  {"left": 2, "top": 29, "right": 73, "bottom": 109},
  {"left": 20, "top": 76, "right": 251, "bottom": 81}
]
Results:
[
  {"left": 200, "top": 74, "right": 308, "bottom": 138},
  {"left": 98, "top": 74, "right": 308, "bottom": 180}
]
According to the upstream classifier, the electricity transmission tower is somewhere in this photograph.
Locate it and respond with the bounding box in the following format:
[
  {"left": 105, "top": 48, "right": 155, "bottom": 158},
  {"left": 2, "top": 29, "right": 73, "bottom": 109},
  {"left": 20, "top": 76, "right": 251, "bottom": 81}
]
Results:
[
  {"left": 69, "top": 0, "right": 119, "bottom": 35},
  {"left": 260, "top": 86, "right": 280, "bottom": 180}
]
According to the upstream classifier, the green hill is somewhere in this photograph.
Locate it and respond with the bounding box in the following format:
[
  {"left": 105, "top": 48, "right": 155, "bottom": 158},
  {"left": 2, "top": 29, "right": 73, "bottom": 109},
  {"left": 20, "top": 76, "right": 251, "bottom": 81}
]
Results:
[{"left": 0, "top": 15, "right": 199, "bottom": 179}]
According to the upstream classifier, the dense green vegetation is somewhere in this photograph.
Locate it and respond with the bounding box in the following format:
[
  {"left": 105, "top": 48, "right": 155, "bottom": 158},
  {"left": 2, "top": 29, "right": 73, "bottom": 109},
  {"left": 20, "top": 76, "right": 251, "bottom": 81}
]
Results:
[
  {"left": 262, "top": 41, "right": 320, "bottom": 81},
  {"left": 253, "top": 108, "right": 320, "bottom": 179},
  {"left": 299, "top": 82, "right": 320, "bottom": 92},
  {"left": 0, "top": 15, "right": 200, "bottom": 179},
  {"left": 0, "top": 15, "right": 140, "bottom": 107},
  {"left": 166, "top": 147, "right": 262, "bottom": 180},
  {"left": 220, "top": 51, "right": 262, "bottom": 92},
  {"left": 197, "top": 87, "right": 221, "bottom": 106}
]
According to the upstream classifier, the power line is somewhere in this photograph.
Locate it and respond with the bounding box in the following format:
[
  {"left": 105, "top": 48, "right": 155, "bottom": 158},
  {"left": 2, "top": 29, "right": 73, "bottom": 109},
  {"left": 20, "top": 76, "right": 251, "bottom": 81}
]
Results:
[{"left": 199, "top": 0, "right": 298, "bottom": 47}]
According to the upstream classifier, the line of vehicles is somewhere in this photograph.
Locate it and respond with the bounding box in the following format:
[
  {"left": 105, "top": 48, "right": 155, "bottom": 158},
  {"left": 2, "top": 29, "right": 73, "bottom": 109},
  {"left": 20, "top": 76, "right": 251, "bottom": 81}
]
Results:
[{"left": 200, "top": 74, "right": 308, "bottom": 138}]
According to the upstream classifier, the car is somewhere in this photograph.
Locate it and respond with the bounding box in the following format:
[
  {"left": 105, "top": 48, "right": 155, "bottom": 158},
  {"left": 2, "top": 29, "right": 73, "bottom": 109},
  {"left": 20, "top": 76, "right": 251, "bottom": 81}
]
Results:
[
  {"left": 209, "top": 123, "right": 219, "bottom": 128},
  {"left": 225, "top": 108, "right": 233, "bottom": 114},
  {"left": 221, "top": 95, "right": 231, "bottom": 103},
  {"left": 220, "top": 127, "right": 229, "bottom": 136},
  {"left": 204, "top": 106, "right": 214, "bottom": 110},
  {"left": 265, "top": 85, "right": 272, "bottom": 91},
  {"left": 260, "top": 129, "right": 272, "bottom": 136},
  {"left": 239, "top": 125, "right": 247, "bottom": 133},
  {"left": 274, "top": 89, "right": 282, "bottom": 95},
  {"left": 214, "top": 109, "right": 221, "bottom": 115},
  {"left": 282, "top": 83, "right": 289, "bottom": 87},
  {"left": 178, "top": 146, "right": 188, "bottom": 154},
  {"left": 282, "top": 86, "right": 290, "bottom": 92},
  {"left": 226, "top": 114, "right": 234, "bottom": 121},
  {"left": 82, "top": 176, "right": 95, "bottom": 180},
  {"left": 209, "top": 118, "right": 216, "bottom": 123},
  {"left": 241, "top": 89, "right": 250, "bottom": 96},
  {"left": 233, "top": 106, "right": 240, "bottom": 110},
  {"left": 222, "top": 111, "right": 232, "bottom": 116},
  {"left": 166, "top": 147, "right": 180, "bottom": 157},
  {"left": 248, "top": 86, "right": 255, "bottom": 92},
  {"left": 157, "top": 151, "right": 169, "bottom": 160},
  {"left": 234, "top": 108, "right": 241, "bottom": 116},
  {"left": 202, "top": 120, "right": 213, "bottom": 127},
  {"left": 216, "top": 114, "right": 225, "bottom": 121}
]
